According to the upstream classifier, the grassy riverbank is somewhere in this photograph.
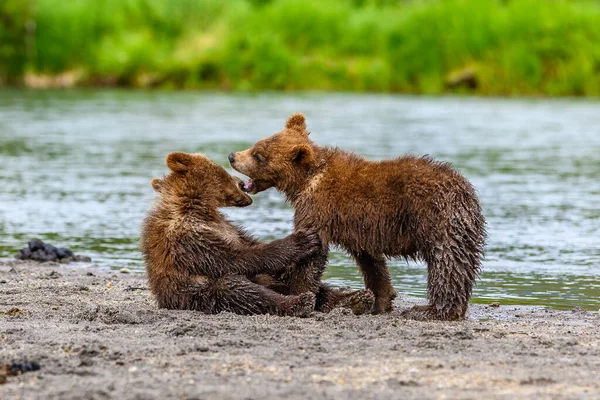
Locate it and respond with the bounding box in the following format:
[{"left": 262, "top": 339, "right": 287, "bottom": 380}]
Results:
[{"left": 1, "top": 0, "right": 600, "bottom": 95}]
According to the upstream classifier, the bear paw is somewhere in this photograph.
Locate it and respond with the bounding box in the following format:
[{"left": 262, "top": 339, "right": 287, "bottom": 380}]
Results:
[
  {"left": 400, "top": 305, "right": 463, "bottom": 321},
  {"left": 342, "top": 289, "right": 375, "bottom": 315},
  {"left": 286, "top": 292, "right": 316, "bottom": 318}
]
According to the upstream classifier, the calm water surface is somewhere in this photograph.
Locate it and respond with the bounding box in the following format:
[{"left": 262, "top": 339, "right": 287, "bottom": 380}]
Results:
[{"left": 0, "top": 90, "right": 598, "bottom": 310}]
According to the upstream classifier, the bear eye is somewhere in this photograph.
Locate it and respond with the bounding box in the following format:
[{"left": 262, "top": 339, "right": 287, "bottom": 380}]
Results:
[{"left": 253, "top": 154, "right": 264, "bottom": 163}]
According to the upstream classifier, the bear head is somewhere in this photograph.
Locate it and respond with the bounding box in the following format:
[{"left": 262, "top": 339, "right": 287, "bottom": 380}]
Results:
[
  {"left": 228, "top": 113, "right": 315, "bottom": 194},
  {"left": 154, "top": 152, "right": 252, "bottom": 208}
]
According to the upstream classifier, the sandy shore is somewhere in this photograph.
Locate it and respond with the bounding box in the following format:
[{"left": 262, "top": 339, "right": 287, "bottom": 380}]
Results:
[{"left": 0, "top": 258, "right": 598, "bottom": 400}]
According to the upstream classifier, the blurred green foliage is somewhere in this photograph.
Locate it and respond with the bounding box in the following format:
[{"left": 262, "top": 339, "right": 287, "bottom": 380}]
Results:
[
  {"left": 1, "top": 0, "right": 600, "bottom": 95},
  {"left": 0, "top": 0, "right": 33, "bottom": 83}
]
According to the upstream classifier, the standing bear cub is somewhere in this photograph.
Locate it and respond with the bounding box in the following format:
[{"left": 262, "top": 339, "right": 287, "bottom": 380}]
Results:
[
  {"left": 229, "top": 113, "right": 486, "bottom": 320},
  {"left": 140, "top": 152, "right": 319, "bottom": 317}
]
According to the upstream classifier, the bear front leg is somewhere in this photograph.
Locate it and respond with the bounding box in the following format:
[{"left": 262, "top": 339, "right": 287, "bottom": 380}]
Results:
[
  {"left": 351, "top": 251, "right": 397, "bottom": 314},
  {"left": 286, "top": 244, "right": 328, "bottom": 296},
  {"left": 193, "top": 229, "right": 321, "bottom": 278}
]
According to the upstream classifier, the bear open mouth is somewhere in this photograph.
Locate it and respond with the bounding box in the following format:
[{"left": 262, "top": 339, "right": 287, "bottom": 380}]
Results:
[{"left": 240, "top": 179, "right": 254, "bottom": 193}]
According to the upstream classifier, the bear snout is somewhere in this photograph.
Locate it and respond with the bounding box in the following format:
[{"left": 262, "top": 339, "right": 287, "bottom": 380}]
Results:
[
  {"left": 234, "top": 195, "right": 252, "bottom": 207},
  {"left": 228, "top": 152, "right": 236, "bottom": 164}
]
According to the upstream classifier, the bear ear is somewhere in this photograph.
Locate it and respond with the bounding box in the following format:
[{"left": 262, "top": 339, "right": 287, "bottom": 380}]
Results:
[
  {"left": 166, "top": 152, "right": 192, "bottom": 173},
  {"left": 290, "top": 144, "right": 314, "bottom": 165},
  {"left": 285, "top": 112, "right": 308, "bottom": 133},
  {"left": 151, "top": 178, "right": 163, "bottom": 192}
]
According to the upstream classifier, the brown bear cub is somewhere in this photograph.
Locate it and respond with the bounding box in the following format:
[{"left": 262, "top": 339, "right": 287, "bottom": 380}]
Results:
[
  {"left": 141, "top": 152, "right": 320, "bottom": 317},
  {"left": 229, "top": 113, "right": 487, "bottom": 320},
  {"left": 142, "top": 152, "right": 374, "bottom": 317}
]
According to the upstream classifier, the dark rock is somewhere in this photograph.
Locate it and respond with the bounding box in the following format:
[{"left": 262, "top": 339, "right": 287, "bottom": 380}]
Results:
[
  {"left": 28, "top": 239, "right": 44, "bottom": 251},
  {"left": 10, "top": 361, "right": 41, "bottom": 374},
  {"left": 43, "top": 243, "right": 57, "bottom": 255},
  {"left": 16, "top": 240, "right": 91, "bottom": 264},
  {"left": 56, "top": 247, "right": 73, "bottom": 258},
  {"left": 19, "top": 248, "right": 32, "bottom": 258}
]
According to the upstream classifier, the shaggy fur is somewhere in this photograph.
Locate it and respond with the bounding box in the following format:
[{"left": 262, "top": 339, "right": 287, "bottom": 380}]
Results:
[
  {"left": 140, "top": 152, "right": 320, "bottom": 317},
  {"left": 229, "top": 113, "right": 486, "bottom": 320},
  {"left": 141, "top": 152, "right": 374, "bottom": 316}
]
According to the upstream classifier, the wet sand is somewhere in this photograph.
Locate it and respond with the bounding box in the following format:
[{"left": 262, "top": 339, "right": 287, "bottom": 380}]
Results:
[{"left": 1, "top": 258, "right": 598, "bottom": 400}]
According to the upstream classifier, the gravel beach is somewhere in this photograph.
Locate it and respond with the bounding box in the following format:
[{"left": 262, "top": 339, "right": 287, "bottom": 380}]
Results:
[{"left": 0, "top": 258, "right": 598, "bottom": 400}]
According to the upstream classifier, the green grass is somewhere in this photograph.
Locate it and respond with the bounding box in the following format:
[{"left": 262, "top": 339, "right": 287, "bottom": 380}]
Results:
[{"left": 2, "top": 0, "right": 600, "bottom": 95}]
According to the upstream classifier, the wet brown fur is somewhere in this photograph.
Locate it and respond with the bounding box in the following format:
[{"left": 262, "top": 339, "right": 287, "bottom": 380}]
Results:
[
  {"left": 142, "top": 152, "right": 374, "bottom": 316},
  {"left": 230, "top": 114, "right": 487, "bottom": 320},
  {"left": 140, "top": 152, "right": 320, "bottom": 317}
]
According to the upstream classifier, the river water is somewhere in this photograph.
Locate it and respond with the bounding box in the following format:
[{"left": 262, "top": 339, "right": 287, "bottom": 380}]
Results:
[{"left": 1, "top": 90, "right": 598, "bottom": 310}]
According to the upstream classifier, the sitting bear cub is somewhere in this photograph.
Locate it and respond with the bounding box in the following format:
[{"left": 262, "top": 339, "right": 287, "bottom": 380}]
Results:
[
  {"left": 140, "top": 152, "right": 320, "bottom": 317},
  {"left": 142, "top": 152, "right": 374, "bottom": 316}
]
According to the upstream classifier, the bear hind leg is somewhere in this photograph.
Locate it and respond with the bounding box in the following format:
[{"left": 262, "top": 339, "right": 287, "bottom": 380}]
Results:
[
  {"left": 401, "top": 243, "right": 480, "bottom": 321},
  {"left": 200, "top": 276, "right": 315, "bottom": 317}
]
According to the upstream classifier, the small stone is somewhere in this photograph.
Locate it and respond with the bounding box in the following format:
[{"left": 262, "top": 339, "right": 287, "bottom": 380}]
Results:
[
  {"left": 3, "top": 308, "right": 23, "bottom": 316},
  {"left": 78, "top": 358, "right": 94, "bottom": 367},
  {"left": 47, "top": 271, "right": 61, "bottom": 279},
  {"left": 106, "top": 282, "right": 112, "bottom": 289},
  {"left": 10, "top": 361, "right": 41, "bottom": 374},
  {"left": 119, "top": 268, "right": 131, "bottom": 274},
  {"left": 489, "top": 302, "right": 500, "bottom": 308},
  {"left": 86, "top": 272, "right": 94, "bottom": 276},
  {"left": 0, "top": 280, "right": 6, "bottom": 284}
]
